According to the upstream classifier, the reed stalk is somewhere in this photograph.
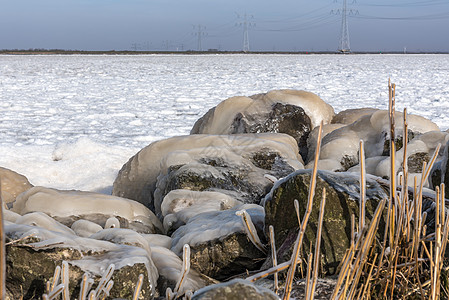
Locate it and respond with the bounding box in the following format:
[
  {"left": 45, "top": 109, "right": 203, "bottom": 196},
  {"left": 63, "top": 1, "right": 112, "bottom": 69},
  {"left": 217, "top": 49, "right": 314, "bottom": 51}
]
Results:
[
  {"left": 307, "top": 190, "right": 326, "bottom": 299},
  {"left": 269, "top": 225, "right": 279, "bottom": 293},
  {"left": 0, "top": 179, "right": 5, "bottom": 300},
  {"left": 282, "top": 121, "right": 323, "bottom": 300}
]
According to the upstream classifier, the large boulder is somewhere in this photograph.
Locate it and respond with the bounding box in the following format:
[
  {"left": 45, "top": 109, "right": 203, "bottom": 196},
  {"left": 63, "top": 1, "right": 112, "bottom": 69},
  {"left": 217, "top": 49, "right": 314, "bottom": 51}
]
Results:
[
  {"left": 263, "top": 169, "right": 389, "bottom": 274},
  {"left": 191, "top": 89, "right": 335, "bottom": 160},
  {"left": 161, "top": 189, "right": 243, "bottom": 234},
  {"left": 192, "top": 279, "right": 279, "bottom": 300},
  {"left": 308, "top": 109, "right": 441, "bottom": 177},
  {"left": 0, "top": 167, "right": 33, "bottom": 204},
  {"left": 431, "top": 138, "right": 449, "bottom": 197},
  {"left": 5, "top": 224, "right": 157, "bottom": 299},
  {"left": 113, "top": 134, "right": 303, "bottom": 216},
  {"left": 11, "top": 186, "right": 164, "bottom": 234},
  {"left": 170, "top": 204, "right": 266, "bottom": 280}
]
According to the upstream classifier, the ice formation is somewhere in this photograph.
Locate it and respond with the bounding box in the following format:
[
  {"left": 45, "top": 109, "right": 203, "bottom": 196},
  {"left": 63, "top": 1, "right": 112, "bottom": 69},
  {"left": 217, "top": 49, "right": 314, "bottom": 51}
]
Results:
[
  {"left": 113, "top": 133, "right": 303, "bottom": 210},
  {"left": 191, "top": 89, "right": 334, "bottom": 134},
  {"left": 161, "top": 189, "right": 242, "bottom": 232},
  {"left": 170, "top": 204, "right": 264, "bottom": 256},
  {"left": 15, "top": 212, "right": 76, "bottom": 236},
  {"left": 71, "top": 219, "right": 103, "bottom": 237},
  {"left": 307, "top": 109, "right": 443, "bottom": 179},
  {"left": 11, "top": 186, "right": 164, "bottom": 233},
  {"left": 150, "top": 245, "right": 206, "bottom": 293},
  {"left": 4, "top": 222, "right": 158, "bottom": 286},
  {"left": 89, "top": 228, "right": 206, "bottom": 293}
]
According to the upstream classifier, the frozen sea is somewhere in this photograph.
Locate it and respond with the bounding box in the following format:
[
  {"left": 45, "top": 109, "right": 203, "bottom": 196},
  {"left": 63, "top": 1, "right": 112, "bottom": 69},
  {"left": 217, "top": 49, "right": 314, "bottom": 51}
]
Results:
[{"left": 1, "top": 54, "right": 449, "bottom": 193}]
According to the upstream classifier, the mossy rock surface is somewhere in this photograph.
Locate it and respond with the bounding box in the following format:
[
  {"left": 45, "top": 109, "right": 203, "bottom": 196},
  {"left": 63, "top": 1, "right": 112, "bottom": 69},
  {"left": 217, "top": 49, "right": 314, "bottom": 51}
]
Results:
[
  {"left": 189, "top": 233, "right": 266, "bottom": 281},
  {"left": 264, "top": 169, "right": 389, "bottom": 274},
  {"left": 6, "top": 242, "right": 153, "bottom": 300}
]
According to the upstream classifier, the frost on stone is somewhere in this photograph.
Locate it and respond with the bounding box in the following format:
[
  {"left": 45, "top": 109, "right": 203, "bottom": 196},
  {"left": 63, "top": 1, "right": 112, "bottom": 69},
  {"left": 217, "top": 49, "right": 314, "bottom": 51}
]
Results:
[{"left": 170, "top": 204, "right": 264, "bottom": 256}]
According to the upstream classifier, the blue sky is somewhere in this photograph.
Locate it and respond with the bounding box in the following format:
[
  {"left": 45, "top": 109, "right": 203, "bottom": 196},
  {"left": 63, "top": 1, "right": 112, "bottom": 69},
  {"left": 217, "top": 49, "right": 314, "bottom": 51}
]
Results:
[{"left": 1, "top": 0, "right": 449, "bottom": 52}]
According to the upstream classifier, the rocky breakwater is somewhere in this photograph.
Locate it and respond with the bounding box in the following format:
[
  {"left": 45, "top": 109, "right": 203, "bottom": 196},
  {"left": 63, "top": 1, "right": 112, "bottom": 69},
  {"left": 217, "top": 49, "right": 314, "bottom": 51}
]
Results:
[{"left": 2, "top": 89, "right": 449, "bottom": 299}]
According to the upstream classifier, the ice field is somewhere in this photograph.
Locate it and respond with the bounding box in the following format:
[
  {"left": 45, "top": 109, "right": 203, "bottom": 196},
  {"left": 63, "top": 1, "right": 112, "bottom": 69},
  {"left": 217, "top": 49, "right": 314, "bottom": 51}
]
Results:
[{"left": 1, "top": 54, "right": 449, "bottom": 192}]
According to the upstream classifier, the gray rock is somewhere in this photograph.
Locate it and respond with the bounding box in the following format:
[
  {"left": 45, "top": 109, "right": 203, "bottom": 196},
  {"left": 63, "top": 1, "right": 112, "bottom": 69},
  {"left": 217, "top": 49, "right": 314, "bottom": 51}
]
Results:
[
  {"left": 263, "top": 169, "right": 389, "bottom": 274},
  {"left": 0, "top": 167, "right": 33, "bottom": 204},
  {"left": 170, "top": 205, "right": 266, "bottom": 281},
  {"left": 6, "top": 240, "right": 154, "bottom": 300},
  {"left": 113, "top": 134, "right": 303, "bottom": 216},
  {"left": 192, "top": 279, "right": 279, "bottom": 300}
]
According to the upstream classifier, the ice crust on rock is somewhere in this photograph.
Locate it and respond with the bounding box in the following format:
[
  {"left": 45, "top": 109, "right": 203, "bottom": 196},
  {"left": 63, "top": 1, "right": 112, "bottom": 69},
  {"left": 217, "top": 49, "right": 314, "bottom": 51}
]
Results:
[
  {"left": 150, "top": 245, "right": 206, "bottom": 293},
  {"left": 307, "top": 109, "right": 442, "bottom": 175},
  {"left": 11, "top": 186, "right": 164, "bottom": 233},
  {"left": 71, "top": 219, "right": 103, "bottom": 237},
  {"left": 170, "top": 204, "right": 264, "bottom": 256},
  {"left": 15, "top": 211, "right": 76, "bottom": 236},
  {"left": 161, "top": 189, "right": 243, "bottom": 232},
  {"left": 191, "top": 89, "right": 334, "bottom": 134},
  {"left": 113, "top": 133, "right": 303, "bottom": 212},
  {"left": 5, "top": 222, "right": 159, "bottom": 294},
  {"left": 89, "top": 228, "right": 205, "bottom": 293}
]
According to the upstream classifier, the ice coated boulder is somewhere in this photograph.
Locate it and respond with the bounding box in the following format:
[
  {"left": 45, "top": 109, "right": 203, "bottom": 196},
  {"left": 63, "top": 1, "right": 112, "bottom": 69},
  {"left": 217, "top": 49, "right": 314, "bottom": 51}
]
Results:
[
  {"left": 5, "top": 224, "right": 157, "bottom": 299},
  {"left": 170, "top": 204, "right": 266, "bottom": 280},
  {"left": 263, "top": 169, "right": 389, "bottom": 274},
  {"left": 308, "top": 109, "right": 441, "bottom": 174},
  {"left": 89, "top": 228, "right": 207, "bottom": 296},
  {"left": 191, "top": 89, "right": 335, "bottom": 159},
  {"left": 113, "top": 133, "right": 303, "bottom": 216},
  {"left": 431, "top": 138, "right": 449, "bottom": 197},
  {"left": 11, "top": 186, "right": 164, "bottom": 234},
  {"left": 0, "top": 167, "right": 33, "bottom": 204},
  {"left": 263, "top": 169, "right": 438, "bottom": 274},
  {"left": 161, "top": 189, "right": 243, "bottom": 233},
  {"left": 192, "top": 279, "right": 279, "bottom": 300}
]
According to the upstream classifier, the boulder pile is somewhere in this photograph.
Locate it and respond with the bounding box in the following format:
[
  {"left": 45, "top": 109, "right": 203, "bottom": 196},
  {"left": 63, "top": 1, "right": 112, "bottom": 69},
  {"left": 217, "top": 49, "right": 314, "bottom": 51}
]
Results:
[{"left": 3, "top": 89, "right": 448, "bottom": 299}]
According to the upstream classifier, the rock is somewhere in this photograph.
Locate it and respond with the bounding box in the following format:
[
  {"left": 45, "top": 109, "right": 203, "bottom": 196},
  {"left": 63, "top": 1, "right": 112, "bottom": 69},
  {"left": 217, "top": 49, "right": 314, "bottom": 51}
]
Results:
[
  {"left": 170, "top": 204, "right": 266, "bottom": 280},
  {"left": 331, "top": 108, "right": 379, "bottom": 125},
  {"left": 191, "top": 90, "right": 334, "bottom": 161},
  {"left": 161, "top": 189, "right": 243, "bottom": 234},
  {"left": 274, "top": 277, "right": 337, "bottom": 300},
  {"left": 113, "top": 134, "right": 303, "bottom": 216},
  {"left": 431, "top": 138, "right": 449, "bottom": 197},
  {"left": 0, "top": 167, "right": 33, "bottom": 204},
  {"left": 192, "top": 279, "right": 279, "bottom": 300},
  {"left": 307, "top": 109, "right": 441, "bottom": 175},
  {"left": 263, "top": 169, "right": 389, "bottom": 274},
  {"left": 11, "top": 186, "right": 164, "bottom": 234},
  {"left": 6, "top": 236, "right": 155, "bottom": 300}
]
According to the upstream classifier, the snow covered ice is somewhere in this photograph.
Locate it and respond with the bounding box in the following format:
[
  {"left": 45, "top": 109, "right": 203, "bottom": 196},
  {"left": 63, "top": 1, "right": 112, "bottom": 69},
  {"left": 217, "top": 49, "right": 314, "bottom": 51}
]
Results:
[{"left": 1, "top": 53, "right": 449, "bottom": 192}]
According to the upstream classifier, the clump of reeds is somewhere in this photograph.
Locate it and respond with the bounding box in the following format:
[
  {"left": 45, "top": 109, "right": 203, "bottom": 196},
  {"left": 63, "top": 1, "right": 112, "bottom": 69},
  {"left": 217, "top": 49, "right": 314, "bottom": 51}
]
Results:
[
  {"left": 331, "top": 80, "right": 448, "bottom": 299},
  {"left": 247, "top": 80, "right": 449, "bottom": 299}
]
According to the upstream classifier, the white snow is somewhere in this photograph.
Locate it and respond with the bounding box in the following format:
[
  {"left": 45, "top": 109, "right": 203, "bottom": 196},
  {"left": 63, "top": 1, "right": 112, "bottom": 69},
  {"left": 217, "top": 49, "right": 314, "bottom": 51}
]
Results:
[{"left": 0, "top": 54, "right": 448, "bottom": 192}]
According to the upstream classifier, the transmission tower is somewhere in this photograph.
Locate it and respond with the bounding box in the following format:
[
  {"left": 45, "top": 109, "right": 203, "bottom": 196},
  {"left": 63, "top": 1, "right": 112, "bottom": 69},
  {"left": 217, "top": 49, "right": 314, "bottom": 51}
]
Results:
[
  {"left": 332, "top": 0, "right": 358, "bottom": 53},
  {"left": 193, "top": 25, "right": 207, "bottom": 51},
  {"left": 236, "top": 13, "right": 255, "bottom": 52}
]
